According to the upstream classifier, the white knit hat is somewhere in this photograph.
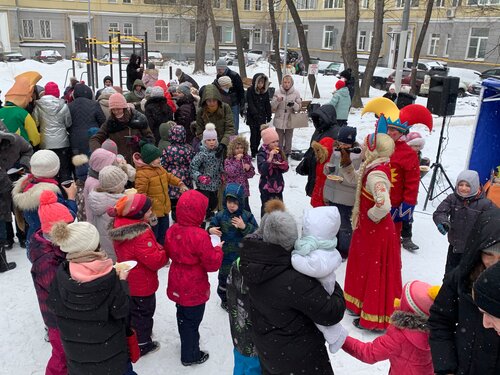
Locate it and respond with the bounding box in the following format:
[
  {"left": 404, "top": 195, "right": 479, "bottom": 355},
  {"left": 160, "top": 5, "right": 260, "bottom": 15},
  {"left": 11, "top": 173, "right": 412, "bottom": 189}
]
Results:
[
  {"left": 98, "top": 165, "right": 128, "bottom": 193},
  {"left": 30, "top": 150, "right": 60, "bottom": 178},
  {"left": 203, "top": 123, "right": 218, "bottom": 142},
  {"left": 50, "top": 221, "right": 100, "bottom": 255},
  {"left": 218, "top": 76, "right": 232, "bottom": 89}
]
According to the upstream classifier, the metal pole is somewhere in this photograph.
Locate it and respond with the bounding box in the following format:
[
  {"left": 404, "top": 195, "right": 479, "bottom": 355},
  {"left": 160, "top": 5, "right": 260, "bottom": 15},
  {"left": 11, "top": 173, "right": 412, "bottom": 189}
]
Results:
[
  {"left": 93, "top": 38, "right": 99, "bottom": 91},
  {"left": 118, "top": 31, "right": 123, "bottom": 90},
  {"left": 87, "top": 0, "right": 92, "bottom": 42},
  {"left": 283, "top": 5, "right": 289, "bottom": 76},
  {"left": 178, "top": 13, "right": 182, "bottom": 60},
  {"left": 394, "top": 0, "right": 411, "bottom": 93},
  {"left": 109, "top": 33, "right": 113, "bottom": 84}
]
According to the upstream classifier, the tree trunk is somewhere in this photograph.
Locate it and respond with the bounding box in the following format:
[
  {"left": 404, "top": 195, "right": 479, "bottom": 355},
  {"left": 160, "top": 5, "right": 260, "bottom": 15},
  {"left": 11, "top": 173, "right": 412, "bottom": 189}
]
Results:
[
  {"left": 341, "top": 0, "right": 362, "bottom": 108},
  {"left": 410, "top": 0, "right": 434, "bottom": 94},
  {"left": 231, "top": 0, "right": 247, "bottom": 79},
  {"left": 285, "top": 0, "right": 320, "bottom": 98},
  {"left": 360, "top": 0, "right": 384, "bottom": 97},
  {"left": 268, "top": 0, "right": 282, "bottom": 85},
  {"left": 193, "top": 0, "right": 209, "bottom": 73},
  {"left": 207, "top": 0, "right": 219, "bottom": 62}
]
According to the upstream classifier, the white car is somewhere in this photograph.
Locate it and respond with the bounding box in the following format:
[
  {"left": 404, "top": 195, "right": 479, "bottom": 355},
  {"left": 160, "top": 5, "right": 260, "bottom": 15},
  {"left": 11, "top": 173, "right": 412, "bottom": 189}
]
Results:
[
  {"left": 420, "top": 67, "right": 481, "bottom": 97},
  {"left": 403, "top": 58, "right": 448, "bottom": 72}
]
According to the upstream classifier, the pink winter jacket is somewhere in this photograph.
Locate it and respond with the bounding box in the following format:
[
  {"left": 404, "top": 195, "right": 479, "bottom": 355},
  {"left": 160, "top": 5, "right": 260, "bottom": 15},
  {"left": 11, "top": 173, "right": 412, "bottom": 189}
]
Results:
[{"left": 342, "top": 311, "right": 434, "bottom": 375}]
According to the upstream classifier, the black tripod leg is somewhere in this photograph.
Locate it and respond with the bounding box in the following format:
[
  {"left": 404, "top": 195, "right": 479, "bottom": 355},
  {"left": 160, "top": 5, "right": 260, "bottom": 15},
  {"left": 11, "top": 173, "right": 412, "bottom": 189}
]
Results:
[{"left": 423, "top": 163, "right": 439, "bottom": 211}]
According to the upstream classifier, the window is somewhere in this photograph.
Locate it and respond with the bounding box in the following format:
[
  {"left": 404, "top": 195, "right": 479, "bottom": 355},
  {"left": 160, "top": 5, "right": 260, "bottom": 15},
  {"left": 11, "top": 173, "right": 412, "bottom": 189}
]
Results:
[
  {"left": 451, "top": 0, "right": 461, "bottom": 5},
  {"left": 244, "top": 0, "right": 251, "bottom": 10},
  {"left": 22, "top": 19, "right": 34, "bottom": 38},
  {"left": 298, "top": 25, "right": 308, "bottom": 47},
  {"left": 108, "top": 0, "right": 117, "bottom": 3},
  {"left": 213, "top": 0, "right": 220, "bottom": 7},
  {"left": 226, "top": 0, "right": 231, "bottom": 9},
  {"left": 253, "top": 28, "right": 262, "bottom": 44},
  {"left": 468, "top": 0, "right": 500, "bottom": 5},
  {"left": 155, "top": 19, "right": 169, "bottom": 41},
  {"left": 358, "top": 30, "right": 367, "bottom": 50},
  {"left": 296, "top": 0, "right": 317, "bottom": 9},
  {"left": 223, "top": 26, "right": 233, "bottom": 43},
  {"left": 444, "top": 34, "right": 451, "bottom": 56},
  {"left": 427, "top": 33, "right": 440, "bottom": 56},
  {"left": 190, "top": 22, "right": 196, "bottom": 42},
  {"left": 395, "top": 0, "right": 419, "bottom": 7},
  {"left": 109, "top": 22, "right": 119, "bottom": 33},
  {"left": 255, "top": 0, "right": 262, "bottom": 10},
  {"left": 323, "top": 25, "right": 335, "bottom": 49},
  {"left": 466, "top": 27, "right": 489, "bottom": 59},
  {"left": 123, "top": 22, "right": 133, "bottom": 36},
  {"left": 361, "top": 0, "right": 369, "bottom": 8},
  {"left": 123, "top": 0, "right": 131, "bottom": 3},
  {"left": 324, "top": 0, "right": 342, "bottom": 7},
  {"left": 40, "top": 20, "right": 51, "bottom": 39},
  {"left": 435, "top": 0, "right": 445, "bottom": 6}
]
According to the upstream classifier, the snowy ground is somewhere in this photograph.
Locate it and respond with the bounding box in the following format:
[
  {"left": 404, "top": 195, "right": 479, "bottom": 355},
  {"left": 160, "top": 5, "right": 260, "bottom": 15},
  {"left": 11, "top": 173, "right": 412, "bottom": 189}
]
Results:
[{"left": 0, "top": 59, "right": 480, "bottom": 374}]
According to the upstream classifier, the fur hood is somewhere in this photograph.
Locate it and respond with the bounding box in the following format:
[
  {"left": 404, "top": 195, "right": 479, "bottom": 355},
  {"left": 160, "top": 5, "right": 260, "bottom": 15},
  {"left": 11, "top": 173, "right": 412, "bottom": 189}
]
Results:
[
  {"left": 391, "top": 310, "right": 429, "bottom": 332},
  {"left": 312, "top": 140, "right": 332, "bottom": 164},
  {"left": 251, "top": 73, "right": 270, "bottom": 94},
  {"left": 108, "top": 218, "right": 150, "bottom": 241},
  {"left": 12, "top": 175, "right": 61, "bottom": 211},
  {"left": 72, "top": 154, "right": 89, "bottom": 167},
  {"left": 227, "top": 135, "right": 250, "bottom": 157}
]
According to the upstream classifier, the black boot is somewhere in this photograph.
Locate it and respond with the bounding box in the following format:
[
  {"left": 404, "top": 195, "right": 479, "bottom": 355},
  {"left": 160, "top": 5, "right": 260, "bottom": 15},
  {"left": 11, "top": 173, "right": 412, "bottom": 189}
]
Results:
[
  {"left": 0, "top": 246, "right": 16, "bottom": 272},
  {"left": 401, "top": 237, "right": 419, "bottom": 251}
]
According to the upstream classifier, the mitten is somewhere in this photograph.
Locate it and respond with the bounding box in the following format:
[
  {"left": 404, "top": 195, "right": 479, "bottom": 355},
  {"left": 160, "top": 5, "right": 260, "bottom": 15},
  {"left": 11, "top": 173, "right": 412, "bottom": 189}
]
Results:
[
  {"left": 126, "top": 328, "right": 140, "bottom": 363},
  {"left": 390, "top": 206, "right": 399, "bottom": 220},
  {"left": 437, "top": 222, "right": 449, "bottom": 235},
  {"left": 198, "top": 175, "right": 211, "bottom": 185},
  {"left": 328, "top": 324, "right": 348, "bottom": 354},
  {"left": 398, "top": 202, "right": 415, "bottom": 222}
]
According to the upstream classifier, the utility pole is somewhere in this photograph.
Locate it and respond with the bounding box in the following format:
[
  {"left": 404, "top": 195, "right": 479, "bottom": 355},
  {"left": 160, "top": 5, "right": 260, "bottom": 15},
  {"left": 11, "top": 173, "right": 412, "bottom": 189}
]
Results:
[{"left": 394, "top": 0, "right": 411, "bottom": 93}]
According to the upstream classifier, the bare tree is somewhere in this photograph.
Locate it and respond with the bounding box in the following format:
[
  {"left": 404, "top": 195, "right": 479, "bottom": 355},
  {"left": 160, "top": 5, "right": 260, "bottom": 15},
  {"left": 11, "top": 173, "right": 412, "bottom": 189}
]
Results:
[
  {"left": 341, "top": 0, "right": 362, "bottom": 107},
  {"left": 360, "top": 0, "right": 384, "bottom": 97},
  {"left": 231, "top": 0, "right": 247, "bottom": 79},
  {"left": 285, "top": 0, "right": 320, "bottom": 98},
  {"left": 207, "top": 0, "right": 219, "bottom": 61},
  {"left": 193, "top": 0, "right": 209, "bottom": 73},
  {"left": 410, "top": 0, "right": 434, "bottom": 94},
  {"left": 268, "top": 0, "right": 282, "bottom": 84}
]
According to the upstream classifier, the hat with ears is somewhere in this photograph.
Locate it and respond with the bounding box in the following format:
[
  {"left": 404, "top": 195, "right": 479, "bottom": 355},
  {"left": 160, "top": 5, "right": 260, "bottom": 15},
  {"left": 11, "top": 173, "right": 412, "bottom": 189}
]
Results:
[
  {"left": 30, "top": 150, "right": 60, "bottom": 178},
  {"left": 38, "top": 190, "right": 74, "bottom": 233},
  {"left": 98, "top": 165, "right": 128, "bottom": 193},
  {"left": 261, "top": 126, "right": 279, "bottom": 146},
  {"left": 50, "top": 221, "right": 100, "bottom": 256},
  {"left": 335, "top": 80, "right": 346, "bottom": 90},
  {"left": 218, "top": 76, "right": 233, "bottom": 89},
  {"left": 397, "top": 280, "right": 440, "bottom": 318},
  {"left": 44, "top": 82, "right": 60, "bottom": 98},
  {"left": 203, "top": 123, "right": 218, "bottom": 143},
  {"left": 108, "top": 93, "right": 128, "bottom": 110},
  {"left": 216, "top": 58, "right": 228, "bottom": 69},
  {"left": 109, "top": 193, "right": 152, "bottom": 219},
  {"left": 101, "top": 139, "right": 118, "bottom": 155},
  {"left": 473, "top": 261, "right": 500, "bottom": 317}
]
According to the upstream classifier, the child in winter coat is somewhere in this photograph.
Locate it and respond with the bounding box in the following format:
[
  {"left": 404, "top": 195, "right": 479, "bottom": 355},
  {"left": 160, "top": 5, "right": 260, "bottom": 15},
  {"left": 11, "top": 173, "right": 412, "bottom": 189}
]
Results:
[
  {"left": 29, "top": 190, "right": 74, "bottom": 375},
  {"left": 87, "top": 165, "right": 128, "bottom": 261},
  {"left": 343, "top": 280, "right": 438, "bottom": 375},
  {"left": 166, "top": 190, "right": 224, "bottom": 366},
  {"left": 224, "top": 136, "right": 255, "bottom": 212},
  {"left": 292, "top": 206, "right": 347, "bottom": 353},
  {"left": 257, "top": 126, "right": 289, "bottom": 217},
  {"left": 191, "top": 123, "right": 225, "bottom": 221},
  {"left": 134, "top": 140, "right": 188, "bottom": 245},
  {"left": 329, "top": 80, "right": 351, "bottom": 126},
  {"left": 433, "top": 169, "right": 494, "bottom": 275},
  {"left": 108, "top": 193, "right": 168, "bottom": 357},
  {"left": 208, "top": 183, "right": 258, "bottom": 310},
  {"left": 160, "top": 124, "right": 195, "bottom": 222},
  {"left": 47, "top": 221, "right": 132, "bottom": 375}
]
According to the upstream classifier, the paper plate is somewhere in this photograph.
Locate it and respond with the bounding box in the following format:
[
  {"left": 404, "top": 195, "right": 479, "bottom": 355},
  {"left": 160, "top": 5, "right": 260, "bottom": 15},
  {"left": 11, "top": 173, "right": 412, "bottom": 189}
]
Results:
[
  {"left": 210, "top": 234, "right": 221, "bottom": 247},
  {"left": 114, "top": 260, "right": 137, "bottom": 272},
  {"left": 327, "top": 175, "right": 344, "bottom": 182}
]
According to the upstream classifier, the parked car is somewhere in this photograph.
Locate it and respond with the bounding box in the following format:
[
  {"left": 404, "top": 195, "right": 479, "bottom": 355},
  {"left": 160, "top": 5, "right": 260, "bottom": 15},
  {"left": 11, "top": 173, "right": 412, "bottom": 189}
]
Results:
[
  {"left": 478, "top": 67, "right": 500, "bottom": 80},
  {"left": 33, "top": 50, "right": 63, "bottom": 64},
  {"left": 323, "top": 62, "right": 343, "bottom": 76},
  {"left": 403, "top": 58, "right": 448, "bottom": 72},
  {"left": 386, "top": 69, "right": 427, "bottom": 94},
  {"left": 148, "top": 51, "right": 164, "bottom": 65},
  {"left": 420, "top": 67, "right": 479, "bottom": 97},
  {"left": 369, "top": 67, "right": 396, "bottom": 90},
  {"left": 245, "top": 49, "right": 264, "bottom": 63},
  {"left": 100, "top": 53, "right": 130, "bottom": 64},
  {"left": 1, "top": 52, "right": 26, "bottom": 62}
]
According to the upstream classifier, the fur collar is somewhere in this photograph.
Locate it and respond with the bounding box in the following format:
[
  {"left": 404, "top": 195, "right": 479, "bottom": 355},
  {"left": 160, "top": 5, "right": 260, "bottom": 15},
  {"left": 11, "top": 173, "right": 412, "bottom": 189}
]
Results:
[
  {"left": 390, "top": 310, "right": 429, "bottom": 332},
  {"left": 12, "top": 175, "right": 61, "bottom": 211},
  {"left": 108, "top": 218, "right": 150, "bottom": 241}
]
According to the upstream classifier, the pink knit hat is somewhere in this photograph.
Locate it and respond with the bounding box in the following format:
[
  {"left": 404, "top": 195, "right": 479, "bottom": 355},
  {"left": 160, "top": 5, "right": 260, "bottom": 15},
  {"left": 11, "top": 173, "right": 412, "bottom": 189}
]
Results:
[
  {"left": 44, "top": 82, "right": 60, "bottom": 98},
  {"left": 261, "top": 127, "right": 279, "bottom": 145},
  {"left": 89, "top": 148, "right": 117, "bottom": 172},
  {"left": 399, "top": 280, "right": 435, "bottom": 317},
  {"left": 108, "top": 93, "right": 128, "bottom": 109},
  {"left": 38, "top": 190, "right": 74, "bottom": 233},
  {"left": 404, "top": 132, "right": 425, "bottom": 151}
]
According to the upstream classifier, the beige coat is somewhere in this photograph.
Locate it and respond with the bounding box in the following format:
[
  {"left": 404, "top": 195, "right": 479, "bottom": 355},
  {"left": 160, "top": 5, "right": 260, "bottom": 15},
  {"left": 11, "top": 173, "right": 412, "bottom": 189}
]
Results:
[{"left": 271, "top": 77, "right": 302, "bottom": 130}]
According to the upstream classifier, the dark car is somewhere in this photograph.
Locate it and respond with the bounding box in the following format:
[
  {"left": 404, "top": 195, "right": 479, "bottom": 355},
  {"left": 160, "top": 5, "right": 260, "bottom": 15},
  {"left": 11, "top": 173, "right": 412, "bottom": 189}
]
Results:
[
  {"left": 33, "top": 50, "right": 63, "bottom": 64},
  {"left": 323, "top": 62, "right": 342, "bottom": 76},
  {"left": 467, "top": 68, "right": 500, "bottom": 95},
  {"left": 369, "top": 68, "right": 395, "bottom": 90},
  {"left": 479, "top": 68, "right": 500, "bottom": 80},
  {"left": 386, "top": 69, "right": 427, "bottom": 94}
]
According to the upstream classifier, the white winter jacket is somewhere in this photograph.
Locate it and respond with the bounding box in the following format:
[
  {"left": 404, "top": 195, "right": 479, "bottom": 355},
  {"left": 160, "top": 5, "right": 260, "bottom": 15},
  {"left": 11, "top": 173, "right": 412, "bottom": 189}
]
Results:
[{"left": 271, "top": 75, "right": 302, "bottom": 130}]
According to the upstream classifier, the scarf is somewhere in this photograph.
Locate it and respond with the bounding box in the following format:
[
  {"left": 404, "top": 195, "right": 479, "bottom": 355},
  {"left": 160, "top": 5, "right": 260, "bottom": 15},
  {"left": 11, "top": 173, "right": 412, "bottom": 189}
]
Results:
[
  {"left": 292, "top": 236, "right": 338, "bottom": 256},
  {"left": 114, "top": 108, "right": 132, "bottom": 124},
  {"left": 69, "top": 258, "right": 114, "bottom": 283},
  {"left": 67, "top": 248, "right": 108, "bottom": 263},
  {"left": 22, "top": 174, "right": 59, "bottom": 193},
  {"left": 134, "top": 89, "right": 145, "bottom": 99}
]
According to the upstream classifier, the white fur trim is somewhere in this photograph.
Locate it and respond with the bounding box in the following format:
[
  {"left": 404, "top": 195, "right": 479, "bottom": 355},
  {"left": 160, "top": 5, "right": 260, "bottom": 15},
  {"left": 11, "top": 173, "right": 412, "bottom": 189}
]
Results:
[{"left": 12, "top": 175, "right": 61, "bottom": 211}]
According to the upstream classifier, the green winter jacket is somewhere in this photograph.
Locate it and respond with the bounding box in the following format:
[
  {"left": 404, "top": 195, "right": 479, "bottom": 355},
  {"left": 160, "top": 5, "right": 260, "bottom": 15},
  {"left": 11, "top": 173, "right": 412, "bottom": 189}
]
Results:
[
  {"left": 125, "top": 79, "right": 146, "bottom": 104},
  {"left": 157, "top": 121, "right": 172, "bottom": 151},
  {"left": 0, "top": 102, "right": 40, "bottom": 146},
  {"left": 328, "top": 87, "right": 351, "bottom": 121}
]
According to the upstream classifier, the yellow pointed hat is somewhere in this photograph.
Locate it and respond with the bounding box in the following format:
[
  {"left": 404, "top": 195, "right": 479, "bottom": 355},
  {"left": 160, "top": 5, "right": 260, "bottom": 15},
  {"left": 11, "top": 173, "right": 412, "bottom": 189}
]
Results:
[{"left": 361, "top": 97, "right": 400, "bottom": 123}]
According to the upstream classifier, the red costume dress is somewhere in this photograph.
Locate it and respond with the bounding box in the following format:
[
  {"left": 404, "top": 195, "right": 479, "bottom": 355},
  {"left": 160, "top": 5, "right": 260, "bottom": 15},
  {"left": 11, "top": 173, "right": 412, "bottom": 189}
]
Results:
[
  {"left": 311, "top": 137, "right": 334, "bottom": 207},
  {"left": 344, "top": 162, "right": 403, "bottom": 330}
]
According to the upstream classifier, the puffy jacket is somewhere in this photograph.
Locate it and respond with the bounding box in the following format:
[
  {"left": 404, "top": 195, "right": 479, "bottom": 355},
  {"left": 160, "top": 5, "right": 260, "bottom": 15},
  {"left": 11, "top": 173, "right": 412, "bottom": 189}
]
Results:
[
  {"left": 144, "top": 96, "right": 173, "bottom": 146},
  {"left": 0, "top": 102, "right": 40, "bottom": 146},
  {"left": 343, "top": 310, "right": 434, "bottom": 375},
  {"left": 328, "top": 87, "right": 351, "bottom": 120},
  {"left": 271, "top": 75, "right": 302, "bottom": 130},
  {"left": 390, "top": 140, "right": 420, "bottom": 207},
  {"left": 125, "top": 79, "right": 146, "bottom": 106},
  {"left": 97, "top": 90, "right": 113, "bottom": 120},
  {"left": 257, "top": 144, "right": 289, "bottom": 194},
  {"left": 174, "top": 94, "right": 196, "bottom": 144},
  {"left": 32, "top": 95, "right": 71, "bottom": 149},
  {"left": 142, "top": 68, "right": 158, "bottom": 87},
  {"left": 246, "top": 73, "right": 272, "bottom": 127},
  {"left": 109, "top": 218, "right": 168, "bottom": 297},
  {"left": 166, "top": 190, "right": 223, "bottom": 306},
  {"left": 178, "top": 71, "right": 199, "bottom": 90},
  {"left": 224, "top": 154, "right": 255, "bottom": 197},
  {"left": 190, "top": 144, "right": 224, "bottom": 192},
  {"left": 216, "top": 67, "right": 245, "bottom": 107}
]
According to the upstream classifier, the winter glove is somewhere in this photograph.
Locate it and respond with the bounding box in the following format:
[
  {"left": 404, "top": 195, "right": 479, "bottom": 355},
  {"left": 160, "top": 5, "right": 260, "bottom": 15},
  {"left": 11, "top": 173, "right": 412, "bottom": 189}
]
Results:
[
  {"left": 328, "top": 324, "right": 348, "bottom": 354},
  {"left": 437, "top": 222, "right": 450, "bottom": 235},
  {"left": 215, "top": 143, "right": 227, "bottom": 159},
  {"left": 198, "top": 176, "right": 211, "bottom": 185},
  {"left": 287, "top": 101, "right": 295, "bottom": 107},
  {"left": 391, "top": 202, "right": 415, "bottom": 223},
  {"left": 126, "top": 328, "right": 140, "bottom": 363}
]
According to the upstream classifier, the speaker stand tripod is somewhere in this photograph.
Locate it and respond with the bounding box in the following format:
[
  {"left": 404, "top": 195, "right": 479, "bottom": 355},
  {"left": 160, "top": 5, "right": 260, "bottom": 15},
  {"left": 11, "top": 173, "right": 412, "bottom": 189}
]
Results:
[{"left": 423, "top": 115, "right": 454, "bottom": 210}]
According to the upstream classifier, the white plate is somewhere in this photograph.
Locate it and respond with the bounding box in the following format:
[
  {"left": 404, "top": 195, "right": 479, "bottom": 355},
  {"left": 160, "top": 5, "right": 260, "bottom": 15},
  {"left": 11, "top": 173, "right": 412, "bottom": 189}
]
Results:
[
  {"left": 327, "top": 175, "right": 344, "bottom": 182},
  {"left": 210, "top": 234, "right": 221, "bottom": 247},
  {"left": 114, "top": 260, "right": 137, "bottom": 272}
]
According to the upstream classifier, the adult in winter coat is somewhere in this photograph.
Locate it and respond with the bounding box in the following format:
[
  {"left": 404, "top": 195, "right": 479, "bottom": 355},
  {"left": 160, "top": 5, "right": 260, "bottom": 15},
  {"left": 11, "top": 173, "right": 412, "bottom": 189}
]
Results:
[
  {"left": 89, "top": 93, "right": 155, "bottom": 164},
  {"left": 125, "top": 79, "right": 147, "bottom": 111},
  {"left": 175, "top": 68, "right": 199, "bottom": 90},
  {"left": 142, "top": 62, "right": 159, "bottom": 88},
  {"left": 215, "top": 59, "right": 245, "bottom": 134},
  {"left": 240, "top": 209, "right": 345, "bottom": 375},
  {"left": 271, "top": 74, "right": 302, "bottom": 157},
  {"left": 68, "top": 83, "right": 106, "bottom": 156},
  {"left": 33, "top": 82, "right": 73, "bottom": 182},
  {"left": 126, "top": 53, "right": 143, "bottom": 91},
  {"left": 174, "top": 85, "right": 197, "bottom": 144},
  {"left": 246, "top": 73, "right": 272, "bottom": 157},
  {"left": 329, "top": 80, "right": 351, "bottom": 126},
  {"left": 144, "top": 86, "right": 174, "bottom": 145},
  {"left": 195, "top": 84, "right": 234, "bottom": 149},
  {"left": 428, "top": 207, "right": 500, "bottom": 375}
]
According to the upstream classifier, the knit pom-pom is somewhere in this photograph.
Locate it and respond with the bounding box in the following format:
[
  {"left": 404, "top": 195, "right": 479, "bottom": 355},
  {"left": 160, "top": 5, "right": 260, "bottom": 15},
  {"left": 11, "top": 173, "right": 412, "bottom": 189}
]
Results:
[
  {"left": 264, "top": 199, "right": 285, "bottom": 214},
  {"left": 394, "top": 298, "right": 401, "bottom": 309},
  {"left": 39, "top": 190, "right": 58, "bottom": 206},
  {"left": 71, "top": 154, "right": 89, "bottom": 167},
  {"left": 205, "top": 123, "right": 216, "bottom": 131},
  {"left": 50, "top": 221, "right": 71, "bottom": 246},
  {"left": 428, "top": 285, "right": 441, "bottom": 301}
]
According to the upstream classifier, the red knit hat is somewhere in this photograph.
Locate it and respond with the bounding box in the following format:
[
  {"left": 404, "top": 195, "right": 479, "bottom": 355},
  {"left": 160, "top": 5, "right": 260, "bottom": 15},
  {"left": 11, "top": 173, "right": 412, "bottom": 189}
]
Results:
[
  {"left": 109, "top": 193, "right": 152, "bottom": 219},
  {"left": 108, "top": 93, "right": 129, "bottom": 110},
  {"left": 38, "top": 190, "right": 74, "bottom": 233},
  {"left": 44, "top": 82, "right": 60, "bottom": 98},
  {"left": 335, "top": 80, "right": 346, "bottom": 90}
]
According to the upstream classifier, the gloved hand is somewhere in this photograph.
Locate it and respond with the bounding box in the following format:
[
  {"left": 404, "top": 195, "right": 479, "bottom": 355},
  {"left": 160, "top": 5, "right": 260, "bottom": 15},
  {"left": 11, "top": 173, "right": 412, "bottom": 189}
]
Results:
[
  {"left": 287, "top": 101, "right": 295, "bottom": 107},
  {"left": 126, "top": 328, "right": 140, "bottom": 363},
  {"left": 328, "top": 324, "right": 348, "bottom": 354},
  {"left": 215, "top": 143, "right": 227, "bottom": 159},
  {"left": 198, "top": 175, "right": 211, "bottom": 185},
  {"left": 397, "top": 202, "right": 415, "bottom": 222},
  {"left": 437, "top": 222, "right": 450, "bottom": 235}
]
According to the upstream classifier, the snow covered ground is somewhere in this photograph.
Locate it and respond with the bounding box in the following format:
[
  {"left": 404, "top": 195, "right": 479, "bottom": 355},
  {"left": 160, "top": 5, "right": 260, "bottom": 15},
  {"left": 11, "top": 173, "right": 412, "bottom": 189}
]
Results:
[{"left": 0, "top": 59, "right": 480, "bottom": 374}]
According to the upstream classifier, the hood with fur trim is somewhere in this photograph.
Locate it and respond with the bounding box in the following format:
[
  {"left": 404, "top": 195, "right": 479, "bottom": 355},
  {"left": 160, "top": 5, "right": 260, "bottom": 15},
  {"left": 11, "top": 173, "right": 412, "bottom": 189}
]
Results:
[
  {"left": 312, "top": 139, "right": 333, "bottom": 164},
  {"left": 108, "top": 217, "right": 150, "bottom": 241},
  {"left": 391, "top": 310, "right": 430, "bottom": 351},
  {"left": 227, "top": 135, "right": 250, "bottom": 157},
  {"left": 12, "top": 175, "right": 61, "bottom": 211},
  {"left": 251, "top": 73, "right": 270, "bottom": 94}
]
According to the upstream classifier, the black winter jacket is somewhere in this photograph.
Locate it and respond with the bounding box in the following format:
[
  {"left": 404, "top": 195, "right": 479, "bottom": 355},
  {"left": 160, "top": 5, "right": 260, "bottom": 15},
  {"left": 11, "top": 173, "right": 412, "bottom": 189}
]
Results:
[
  {"left": 240, "top": 237, "right": 345, "bottom": 374},
  {"left": 174, "top": 94, "right": 196, "bottom": 144},
  {"left": 245, "top": 73, "right": 272, "bottom": 127},
  {"left": 48, "top": 262, "right": 130, "bottom": 375},
  {"left": 429, "top": 207, "right": 500, "bottom": 375},
  {"left": 178, "top": 72, "right": 199, "bottom": 90},
  {"left": 144, "top": 96, "right": 174, "bottom": 146},
  {"left": 217, "top": 68, "right": 245, "bottom": 107}
]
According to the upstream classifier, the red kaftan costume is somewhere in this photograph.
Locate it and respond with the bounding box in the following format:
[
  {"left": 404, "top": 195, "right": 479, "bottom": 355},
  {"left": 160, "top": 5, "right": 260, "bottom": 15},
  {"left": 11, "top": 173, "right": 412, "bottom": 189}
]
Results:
[
  {"left": 343, "top": 162, "right": 403, "bottom": 330},
  {"left": 311, "top": 137, "right": 334, "bottom": 207}
]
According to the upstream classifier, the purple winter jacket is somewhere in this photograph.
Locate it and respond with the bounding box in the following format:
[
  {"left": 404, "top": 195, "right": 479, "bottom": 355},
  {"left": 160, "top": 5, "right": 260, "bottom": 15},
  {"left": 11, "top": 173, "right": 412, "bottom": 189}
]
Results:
[
  {"left": 28, "top": 230, "right": 66, "bottom": 328},
  {"left": 224, "top": 155, "right": 255, "bottom": 197}
]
